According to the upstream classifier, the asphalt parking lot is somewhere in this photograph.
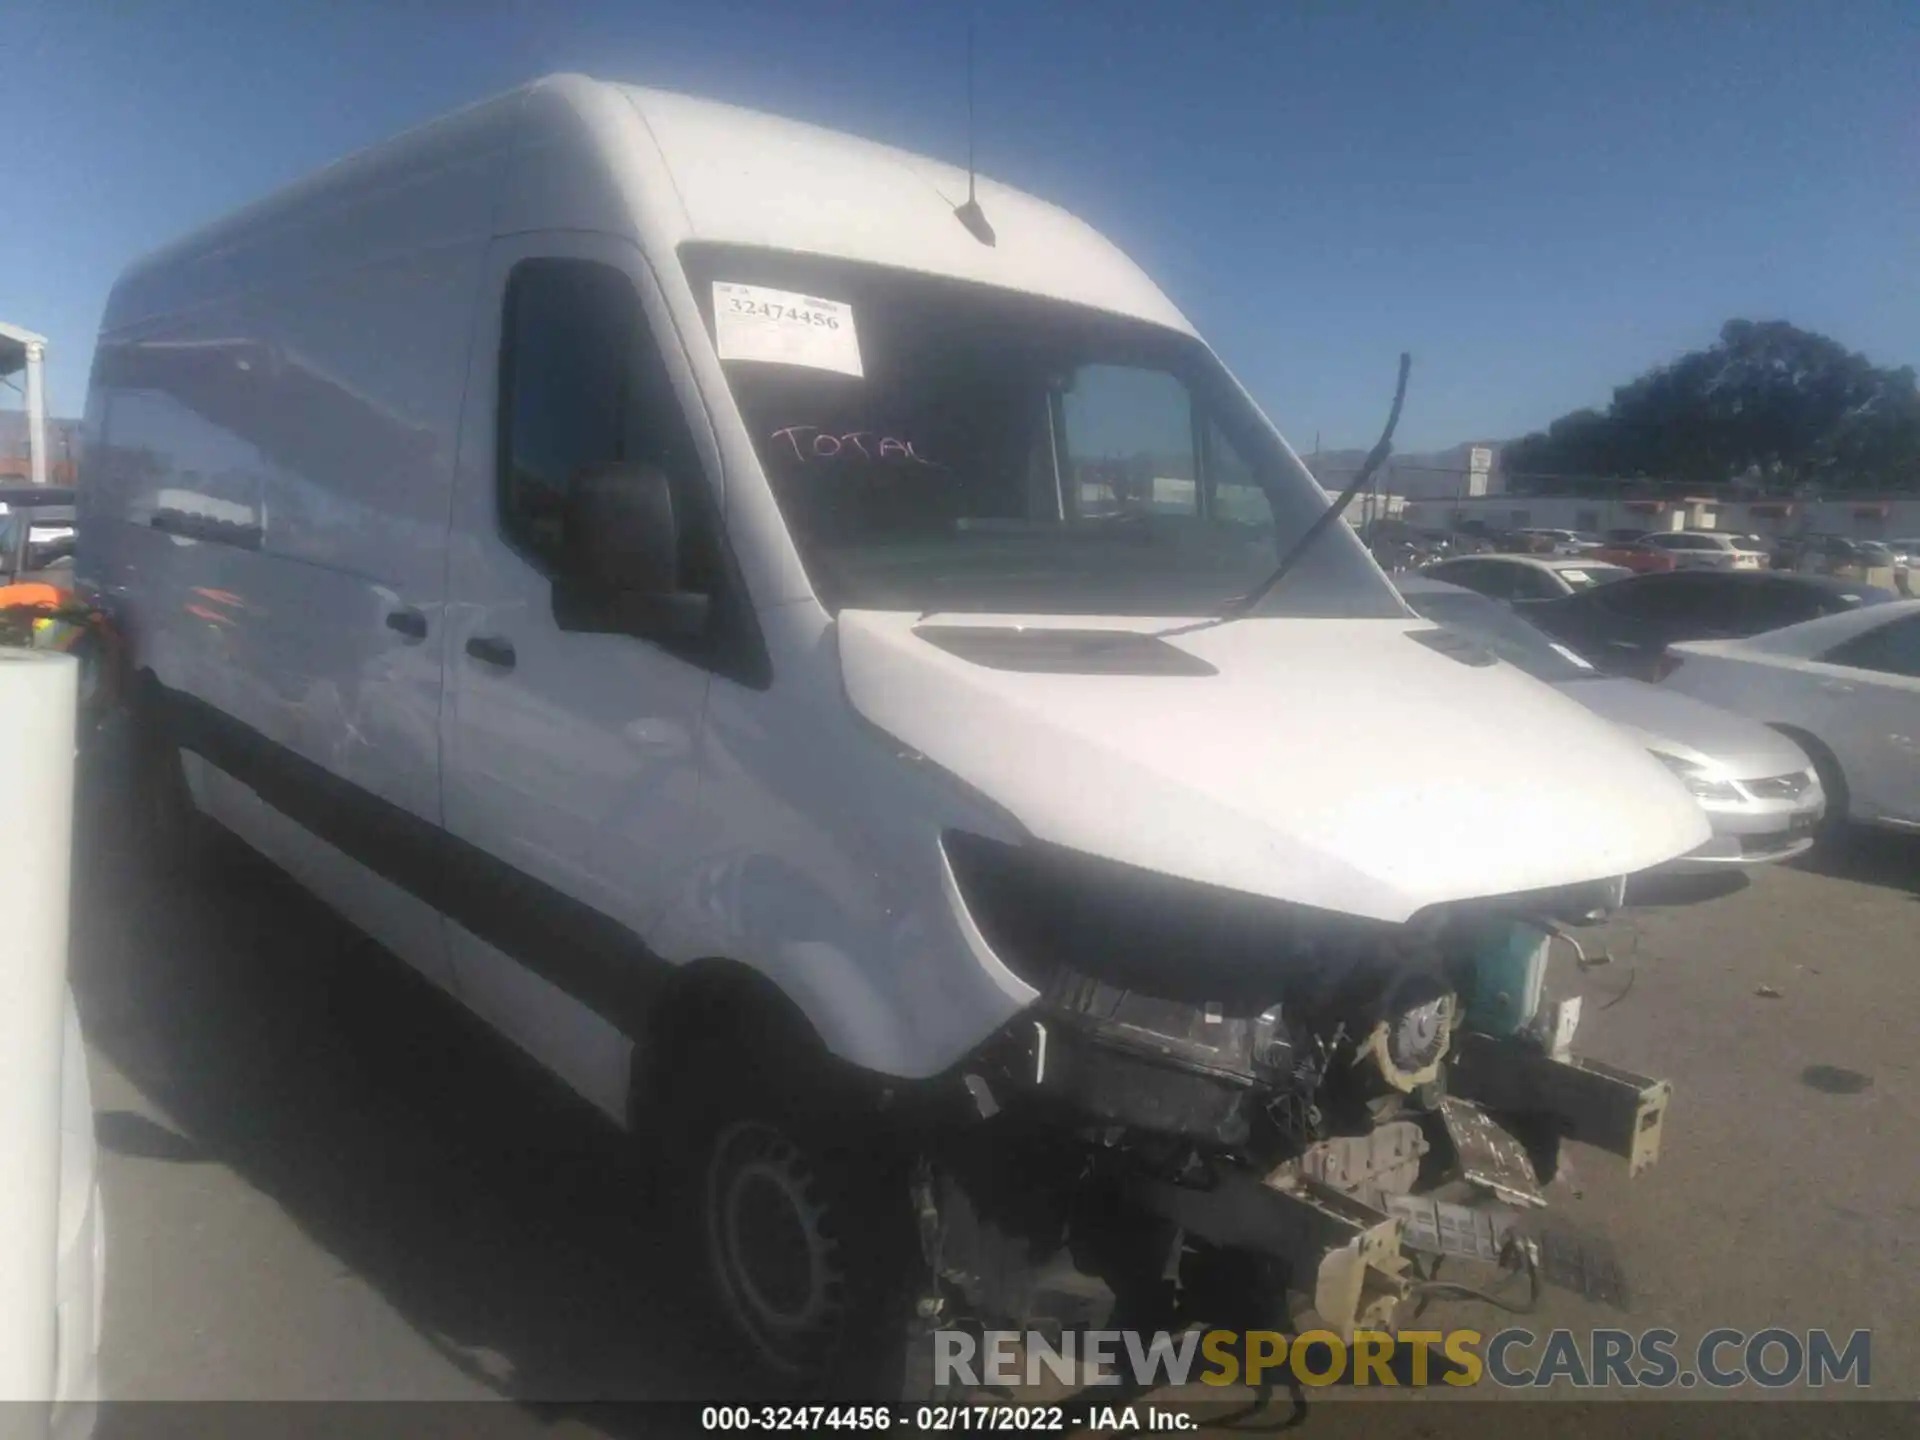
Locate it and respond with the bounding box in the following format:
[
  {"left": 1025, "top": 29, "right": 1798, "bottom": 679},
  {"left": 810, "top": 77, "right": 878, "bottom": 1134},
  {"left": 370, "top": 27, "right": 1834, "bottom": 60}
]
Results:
[{"left": 64, "top": 749, "right": 1920, "bottom": 1427}]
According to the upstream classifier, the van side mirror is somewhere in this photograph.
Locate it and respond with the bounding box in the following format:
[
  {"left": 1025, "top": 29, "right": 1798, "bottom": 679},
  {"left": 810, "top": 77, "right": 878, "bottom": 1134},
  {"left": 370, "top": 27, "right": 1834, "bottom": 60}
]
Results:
[{"left": 554, "top": 462, "right": 710, "bottom": 640}]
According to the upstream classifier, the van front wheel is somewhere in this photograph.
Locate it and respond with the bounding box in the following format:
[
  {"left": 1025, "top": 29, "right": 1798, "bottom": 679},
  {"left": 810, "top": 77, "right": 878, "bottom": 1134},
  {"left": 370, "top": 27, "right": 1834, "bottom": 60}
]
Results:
[
  {"left": 704, "top": 1116, "right": 859, "bottom": 1379},
  {"left": 675, "top": 1045, "right": 924, "bottom": 1397}
]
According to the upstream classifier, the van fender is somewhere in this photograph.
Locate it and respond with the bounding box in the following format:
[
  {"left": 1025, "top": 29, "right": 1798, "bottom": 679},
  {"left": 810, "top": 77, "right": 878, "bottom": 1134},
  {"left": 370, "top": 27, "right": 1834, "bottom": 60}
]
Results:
[{"left": 647, "top": 835, "right": 1036, "bottom": 1083}]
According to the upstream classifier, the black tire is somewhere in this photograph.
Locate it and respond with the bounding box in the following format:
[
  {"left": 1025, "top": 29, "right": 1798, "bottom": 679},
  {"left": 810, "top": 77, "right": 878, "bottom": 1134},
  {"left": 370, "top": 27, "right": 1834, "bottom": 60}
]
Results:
[{"left": 667, "top": 1020, "right": 927, "bottom": 1400}]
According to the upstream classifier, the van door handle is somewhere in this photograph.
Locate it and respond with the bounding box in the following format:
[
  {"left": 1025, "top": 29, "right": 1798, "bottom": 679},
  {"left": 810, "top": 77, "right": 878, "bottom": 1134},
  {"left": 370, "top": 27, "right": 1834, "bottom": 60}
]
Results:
[
  {"left": 465, "top": 635, "right": 516, "bottom": 671},
  {"left": 385, "top": 608, "right": 428, "bottom": 641}
]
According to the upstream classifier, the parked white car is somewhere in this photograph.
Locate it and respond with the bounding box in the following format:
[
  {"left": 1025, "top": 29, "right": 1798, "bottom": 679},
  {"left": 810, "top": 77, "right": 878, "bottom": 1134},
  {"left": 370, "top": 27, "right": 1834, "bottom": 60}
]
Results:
[
  {"left": 1642, "top": 531, "right": 1767, "bottom": 571},
  {"left": 1400, "top": 578, "right": 1824, "bottom": 869},
  {"left": 77, "top": 74, "right": 1710, "bottom": 1389},
  {"left": 1661, "top": 599, "right": 1920, "bottom": 833}
]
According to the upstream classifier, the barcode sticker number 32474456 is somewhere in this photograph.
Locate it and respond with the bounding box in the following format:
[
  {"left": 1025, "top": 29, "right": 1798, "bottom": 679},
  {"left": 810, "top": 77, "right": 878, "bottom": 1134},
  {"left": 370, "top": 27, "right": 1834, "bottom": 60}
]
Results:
[{"left": 712, "top": 282, "right": 864, "bottom": 378}]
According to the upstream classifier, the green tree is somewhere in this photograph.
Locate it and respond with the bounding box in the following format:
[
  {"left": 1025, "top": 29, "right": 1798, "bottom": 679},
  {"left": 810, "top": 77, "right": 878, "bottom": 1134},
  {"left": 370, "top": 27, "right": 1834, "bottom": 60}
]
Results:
[{"left": 1506, "top": 321, "right": 1920, "bottom": 493}]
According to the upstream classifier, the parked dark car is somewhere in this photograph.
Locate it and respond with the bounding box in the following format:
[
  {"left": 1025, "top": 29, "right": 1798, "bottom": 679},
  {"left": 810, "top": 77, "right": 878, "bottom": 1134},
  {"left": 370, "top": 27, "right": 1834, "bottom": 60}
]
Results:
[{"left": 1521, "top": 570, "right": 1900, "bottom": 681}]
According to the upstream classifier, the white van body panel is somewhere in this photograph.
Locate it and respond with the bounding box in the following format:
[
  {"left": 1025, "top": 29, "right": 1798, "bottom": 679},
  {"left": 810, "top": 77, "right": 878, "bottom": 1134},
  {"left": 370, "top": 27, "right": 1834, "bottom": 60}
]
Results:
[
  {"left": 440, "top": 229, "right": 712, "bottom": 940},
  {"left": 87, "top": 109, "right": 498, "bottom": 837},
  {"left": 83, "top": 91, "right": 532, "bottom": 1006},
  {"left": 80, "top": 73, "right": 1708, "bottom": 1115},
  {"left": 649, "top": 601, "right": 1041, "bottom": 1078},
  {"left": 838, "top": 612, "right": 1710, "bottom": 924},
  {"left": 620, "top": 88, "right": 1196, "bottom": 337}
]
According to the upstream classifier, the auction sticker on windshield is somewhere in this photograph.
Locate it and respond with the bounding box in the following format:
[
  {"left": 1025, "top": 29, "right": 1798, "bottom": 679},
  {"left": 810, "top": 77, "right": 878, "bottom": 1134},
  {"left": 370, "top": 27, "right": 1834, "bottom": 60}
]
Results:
[{"left": 713, "top": 282, "right": 864, "bottom": 377}]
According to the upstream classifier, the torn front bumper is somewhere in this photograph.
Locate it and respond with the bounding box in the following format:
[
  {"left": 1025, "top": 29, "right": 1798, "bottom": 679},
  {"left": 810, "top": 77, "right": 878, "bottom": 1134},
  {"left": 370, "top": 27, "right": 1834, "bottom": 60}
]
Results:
[
  {"left": 1449, "top": 1032, "right": 1672, "bottom": 1177},
  {"left": 1119, "top": 1034, "right": 1672, "bottom": 1338}
]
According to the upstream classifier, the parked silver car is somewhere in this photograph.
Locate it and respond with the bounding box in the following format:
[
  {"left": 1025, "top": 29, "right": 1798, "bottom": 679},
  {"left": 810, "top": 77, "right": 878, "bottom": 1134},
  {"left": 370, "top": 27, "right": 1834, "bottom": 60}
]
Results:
[{"left": 1399, "top": 577, "right": 1825, "bottom": 869}]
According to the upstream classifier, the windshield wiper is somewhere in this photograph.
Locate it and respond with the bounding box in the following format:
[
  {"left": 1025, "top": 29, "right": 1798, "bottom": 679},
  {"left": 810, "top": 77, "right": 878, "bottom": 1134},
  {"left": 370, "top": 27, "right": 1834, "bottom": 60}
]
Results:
[{"left": 1159, "top": 352, "right": 1411, "bottom": 639}]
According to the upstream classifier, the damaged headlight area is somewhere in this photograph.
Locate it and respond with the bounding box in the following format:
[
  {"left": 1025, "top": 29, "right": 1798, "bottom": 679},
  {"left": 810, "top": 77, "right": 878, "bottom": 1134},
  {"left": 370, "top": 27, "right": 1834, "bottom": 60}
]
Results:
[{"left": 911, "top": 832, "right": 1673, "bottom": 1347}]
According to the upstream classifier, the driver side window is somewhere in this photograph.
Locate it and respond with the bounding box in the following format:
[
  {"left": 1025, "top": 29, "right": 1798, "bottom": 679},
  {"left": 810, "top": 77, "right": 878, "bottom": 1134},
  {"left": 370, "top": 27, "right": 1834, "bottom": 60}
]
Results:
[
  {"left": 1057, "top": 365, "right": 1197, "bottom": 517},
  {"left": 496, "top": 257, "right": 716, "bottom": 591},
  {"left": 1203, "top": 416, "right": 1271, "bottom": 526},
  {"left": 498, "top": 259, "right": 636, "bottom": 570},
  {"left": 1054, "top": 364, "right": 1270, "bottom": 525}
]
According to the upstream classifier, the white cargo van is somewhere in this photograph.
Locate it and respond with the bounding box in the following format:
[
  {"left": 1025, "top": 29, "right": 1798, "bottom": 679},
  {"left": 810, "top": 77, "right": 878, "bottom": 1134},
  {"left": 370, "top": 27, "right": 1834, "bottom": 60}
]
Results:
[{"left": 78, "top": 75, "right": 1708, "bottom": 1394}]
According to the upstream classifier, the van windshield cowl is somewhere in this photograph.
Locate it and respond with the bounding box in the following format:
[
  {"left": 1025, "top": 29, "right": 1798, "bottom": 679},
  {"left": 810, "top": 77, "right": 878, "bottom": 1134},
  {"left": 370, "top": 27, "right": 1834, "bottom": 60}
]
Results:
[{"left": 680, "top": 243, "right": 1403, "bottom": 620}]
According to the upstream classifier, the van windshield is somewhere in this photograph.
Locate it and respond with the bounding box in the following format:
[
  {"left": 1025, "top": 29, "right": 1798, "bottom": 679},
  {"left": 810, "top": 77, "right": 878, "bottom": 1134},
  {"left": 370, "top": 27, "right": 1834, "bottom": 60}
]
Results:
[{"left": 679, "top": 243, "right": 1402, "bottom": 619}]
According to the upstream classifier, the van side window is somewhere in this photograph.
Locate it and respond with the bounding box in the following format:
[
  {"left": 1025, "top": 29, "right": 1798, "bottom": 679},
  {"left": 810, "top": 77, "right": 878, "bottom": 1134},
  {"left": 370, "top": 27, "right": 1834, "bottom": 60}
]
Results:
[
  {"left": 497, "top": 259, "right": 714, "bottom": 589},
  {"left": 1058, "top": 365, "right": 1198, "bottom": 518}
]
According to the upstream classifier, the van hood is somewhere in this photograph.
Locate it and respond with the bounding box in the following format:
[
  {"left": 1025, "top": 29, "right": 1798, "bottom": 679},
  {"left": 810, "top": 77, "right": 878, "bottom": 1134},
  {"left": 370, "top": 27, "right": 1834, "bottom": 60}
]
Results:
[{"left": 837, "top": 611, "right": 1711, "bottom": 923}]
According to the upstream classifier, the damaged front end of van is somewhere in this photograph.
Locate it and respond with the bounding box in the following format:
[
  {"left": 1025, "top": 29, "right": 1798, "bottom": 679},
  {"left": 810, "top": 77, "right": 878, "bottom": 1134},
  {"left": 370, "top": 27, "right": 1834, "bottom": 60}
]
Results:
[
  {"left": 920, "top": 836, "right": 1666, "bottom": 1345},
  {"left": 834, "top": 609, "right": 1708, "bottom": 1356}
]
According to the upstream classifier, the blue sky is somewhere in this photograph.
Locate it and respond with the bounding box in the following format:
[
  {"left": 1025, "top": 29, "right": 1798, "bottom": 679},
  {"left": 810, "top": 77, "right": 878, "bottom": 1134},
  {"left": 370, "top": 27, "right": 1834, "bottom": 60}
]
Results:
[{"left": 5, "top": 0, "right": 1916, "bottom": 451}]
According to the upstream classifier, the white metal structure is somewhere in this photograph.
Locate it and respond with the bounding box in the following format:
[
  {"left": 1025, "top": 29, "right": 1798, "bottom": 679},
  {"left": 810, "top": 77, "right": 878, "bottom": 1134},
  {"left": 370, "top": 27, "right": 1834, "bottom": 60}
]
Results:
[
  {"left": 1663, "top": 599, "right": 1920, "bottom": 832},
  {"left": 1422, "top": 553, "right": 1632, "bottom": 602},
  {"left": 1643, "top": 530, "right": 1766, "bottom": 571},
  {"left": 0, "top": 321, "right": 52, "bottom": 489},
  {"left": 77, "top": 75, "right": 1708, "bottom": 1380}
]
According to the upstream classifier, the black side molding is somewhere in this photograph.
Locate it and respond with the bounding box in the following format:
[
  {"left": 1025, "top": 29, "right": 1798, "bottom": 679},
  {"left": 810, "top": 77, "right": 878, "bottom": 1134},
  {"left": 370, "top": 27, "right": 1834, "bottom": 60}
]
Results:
[{"left": 159, "top": 686, "right": 671, "bottom": 1042}]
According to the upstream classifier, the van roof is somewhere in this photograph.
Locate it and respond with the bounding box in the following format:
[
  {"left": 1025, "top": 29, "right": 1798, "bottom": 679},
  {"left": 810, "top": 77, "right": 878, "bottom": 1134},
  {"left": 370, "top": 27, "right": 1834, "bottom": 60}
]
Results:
[{"left": 106, "top": 75, "right": 1193, "bottom": 338}]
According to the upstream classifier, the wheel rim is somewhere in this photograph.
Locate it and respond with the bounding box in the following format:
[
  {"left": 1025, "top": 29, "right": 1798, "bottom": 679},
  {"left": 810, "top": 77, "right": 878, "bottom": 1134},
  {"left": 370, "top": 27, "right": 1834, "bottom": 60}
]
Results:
[{"left": 704, "top": 1119, "right": 849, "bottom": 1377}]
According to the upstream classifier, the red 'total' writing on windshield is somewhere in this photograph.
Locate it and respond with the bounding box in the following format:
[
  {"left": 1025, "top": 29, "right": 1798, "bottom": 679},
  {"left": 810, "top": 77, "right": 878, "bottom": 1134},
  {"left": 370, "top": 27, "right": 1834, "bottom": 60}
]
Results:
[{"left": 770, "top": 425, "right": 942, "bottom": 467}]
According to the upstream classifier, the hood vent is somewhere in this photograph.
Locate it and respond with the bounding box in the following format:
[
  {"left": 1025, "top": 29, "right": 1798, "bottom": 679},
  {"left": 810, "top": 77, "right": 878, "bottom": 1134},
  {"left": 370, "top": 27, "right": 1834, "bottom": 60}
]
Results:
[
  {"left": 912, "top": 625, "right": 1219, "bottom": 676},
  {"left": 1408, "top": 626, "right": 1497, "bottom": 667}
]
